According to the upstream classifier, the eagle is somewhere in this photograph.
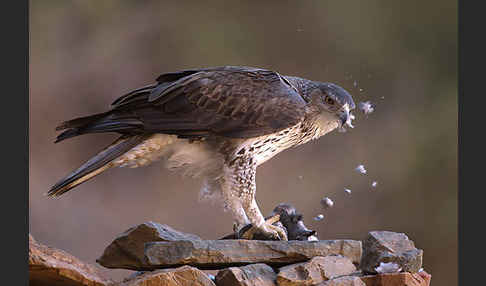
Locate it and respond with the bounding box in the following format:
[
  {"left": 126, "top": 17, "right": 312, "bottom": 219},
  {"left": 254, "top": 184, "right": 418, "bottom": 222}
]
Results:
[{"left": 48, "top": 66, "right": 355, "bottom": 240}]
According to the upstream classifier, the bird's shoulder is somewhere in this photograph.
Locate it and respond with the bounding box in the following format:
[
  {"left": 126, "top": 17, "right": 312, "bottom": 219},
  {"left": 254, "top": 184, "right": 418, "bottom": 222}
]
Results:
[
  {"left": 112, "top": 66, "right": 303, "bottom": 109},
  {"left": 150, "top": 66, "right": 299, "bottom": 102},
  {"left": 109, "top": 66, "right": 308, "bottom": 138}
]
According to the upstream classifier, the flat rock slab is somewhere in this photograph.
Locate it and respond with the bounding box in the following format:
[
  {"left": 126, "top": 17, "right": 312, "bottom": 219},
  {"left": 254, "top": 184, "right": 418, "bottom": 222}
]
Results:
[
  {"left": 317, "top": 276, "right": 366, "bottom": 286},
  {"left": 215, "top": 263, "right": 277, "bottom": 286},
  {"left": 276, "top": 256, "right": 357, "bottom": 286},
  {"left": 360, "top": 271, "right": 431, "bottom": 286},
  {"left": 98, "top": 221, "right": 201, "bottom": 269},
  {"left": 29, "top": 234, "right": 112, "bottom": 286},
  {"left": 116, "top": 265, "right": 215, "bottom": 286},
  {"left": 359, "top": 231, "right": 423, "bottom": 274},
  {"left": 142, "top": 239, "right": 362, "bottom": 270}
]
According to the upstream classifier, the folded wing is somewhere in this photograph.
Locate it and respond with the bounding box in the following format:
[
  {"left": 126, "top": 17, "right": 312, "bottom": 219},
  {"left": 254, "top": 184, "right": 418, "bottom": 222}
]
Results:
[{"left": 56, "top": 66, "right": 307, "bottom": 141}]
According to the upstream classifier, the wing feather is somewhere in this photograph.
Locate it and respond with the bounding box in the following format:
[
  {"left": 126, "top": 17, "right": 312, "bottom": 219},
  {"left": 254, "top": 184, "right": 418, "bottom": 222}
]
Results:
[
  {"left": 62, "top": 66, "right": 307, "bottom": 140},
  {"left": 129, "top": 67, "right": 307, "bottom": 138}
]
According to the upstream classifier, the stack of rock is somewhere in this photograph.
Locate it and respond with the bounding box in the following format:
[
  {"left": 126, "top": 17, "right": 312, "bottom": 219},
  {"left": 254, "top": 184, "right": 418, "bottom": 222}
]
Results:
[
  {"left": 29, "top": 221, "right": 431, "bottom": 286},
  {"left": 29, "top": 234, "right": 113, "bottom": 286}
]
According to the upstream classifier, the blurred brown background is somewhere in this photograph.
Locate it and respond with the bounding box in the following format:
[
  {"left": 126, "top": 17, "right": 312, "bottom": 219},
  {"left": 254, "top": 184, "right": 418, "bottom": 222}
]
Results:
[{"left": 29, "top": 1, "right": 457, "bottom": 284}]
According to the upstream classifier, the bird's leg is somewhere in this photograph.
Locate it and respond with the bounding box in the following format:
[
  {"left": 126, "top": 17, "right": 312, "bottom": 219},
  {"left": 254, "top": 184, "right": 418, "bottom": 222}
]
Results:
[
  {"left": 241, "top": 194, "right": 288, "bottom": 241},
  {"left": 223, "top": 194, "right": 250, "bottom": 231},
  {"left": 222, "top": 158, "right": 288, "bottom": 240}
]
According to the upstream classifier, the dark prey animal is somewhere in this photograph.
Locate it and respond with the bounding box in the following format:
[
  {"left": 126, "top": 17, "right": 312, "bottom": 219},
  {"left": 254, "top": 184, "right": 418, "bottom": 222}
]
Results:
[
  {"left": 270, "top": 203, "right": 318, "bottom": 241},
  {"left": 222, "top": 203, "right": 318, "bottom": 241},
  {"left": 48, "top": 66, "right": 355, "bottom": 240}
]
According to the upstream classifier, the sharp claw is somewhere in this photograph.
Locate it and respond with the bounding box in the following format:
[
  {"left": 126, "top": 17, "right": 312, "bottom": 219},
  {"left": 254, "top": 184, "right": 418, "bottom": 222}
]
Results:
[
  {"left": 277, "top": 229, "right": 288, "bottom": 241},
  {"left": 238, "top": 215, "right": 288, "bottom": 241}
]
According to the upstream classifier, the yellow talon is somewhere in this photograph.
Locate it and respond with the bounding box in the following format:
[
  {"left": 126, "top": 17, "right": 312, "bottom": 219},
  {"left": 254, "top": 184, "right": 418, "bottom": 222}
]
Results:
[{"left": 240, "top": 214, "right": 288, "bottom": 241}]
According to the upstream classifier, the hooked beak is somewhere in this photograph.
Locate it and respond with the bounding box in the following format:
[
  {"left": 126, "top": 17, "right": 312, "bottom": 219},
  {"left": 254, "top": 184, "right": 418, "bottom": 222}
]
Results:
[{"left": 339, "top": 103, "right": 354, "bottom": 128}]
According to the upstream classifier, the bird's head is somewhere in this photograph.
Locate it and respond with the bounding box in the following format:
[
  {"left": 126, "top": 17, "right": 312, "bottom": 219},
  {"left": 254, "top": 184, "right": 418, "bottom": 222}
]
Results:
[{"left": 307, "top": 82, "right": 356, "bottom": 130}]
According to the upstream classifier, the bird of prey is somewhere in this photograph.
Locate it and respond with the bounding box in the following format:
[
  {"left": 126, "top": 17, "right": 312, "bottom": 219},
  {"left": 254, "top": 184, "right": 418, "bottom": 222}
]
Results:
[{"left": 48, "top": 66, "right": 355, "bottom": 240}]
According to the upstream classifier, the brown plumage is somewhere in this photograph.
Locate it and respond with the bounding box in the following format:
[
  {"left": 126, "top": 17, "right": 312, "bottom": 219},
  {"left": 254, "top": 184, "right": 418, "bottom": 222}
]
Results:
[
  {"left": 48, "top": 66, "right": 355, "bottom": 240},
  {"left": 55, "top": 66, "right": 306, "bottom": 142}
]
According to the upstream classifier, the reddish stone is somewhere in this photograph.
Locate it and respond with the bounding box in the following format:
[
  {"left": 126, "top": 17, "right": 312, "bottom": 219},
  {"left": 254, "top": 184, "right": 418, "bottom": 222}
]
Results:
[
  {"left": 276, "top": 255, "right": 357, "bottom": 286},
  {"left": 117, "top": 265, "right": 215, "bottom": 286},
  {"left": 29, "top": 234, "right": 112, "bottom": 286},
  {"left": 317, "top": 276, "right": 366, "bottom": 286},
  {"left": 215, "top": 263, "right": 277, "bottom": 286},
  {"left": 360, "top": 271, "right": 431, "bottom": 286}
]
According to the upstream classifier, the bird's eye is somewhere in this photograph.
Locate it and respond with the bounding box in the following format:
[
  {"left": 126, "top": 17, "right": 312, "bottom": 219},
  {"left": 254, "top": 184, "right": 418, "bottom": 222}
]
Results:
[{"left": 324, "top": 95, "right": 335, "bottom": 105}]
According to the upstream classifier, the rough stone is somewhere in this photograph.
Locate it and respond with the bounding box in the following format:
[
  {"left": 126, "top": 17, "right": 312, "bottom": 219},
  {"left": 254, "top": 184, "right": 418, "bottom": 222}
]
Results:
[
  {"left": 29, "top": 233, "right": 112, "bottom": 286},
  {"left": 215, "top": 263, "right": 277, "bottom": 286},
  {"left": 359, "top": 231, "right": 423, "bottom": 274},
  {"left": 143, "top": 239, "right": 362, "bottom": 270},
  {"left": 276, "top": 255, "right": 357, "bottom": 286},
  {"left": 117, "top": 265, "right": 215, "bottom": 286},
  {"left": 97, "top": 221, "right": 201, "bottom": 270},
  {"left": 360, "top": 271, "right": 431, "bottom": 286},
  {"left": 317, "top": 276, "right": 366, "bottom": 286}
]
